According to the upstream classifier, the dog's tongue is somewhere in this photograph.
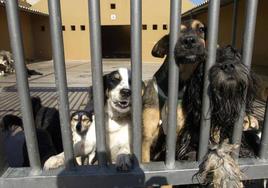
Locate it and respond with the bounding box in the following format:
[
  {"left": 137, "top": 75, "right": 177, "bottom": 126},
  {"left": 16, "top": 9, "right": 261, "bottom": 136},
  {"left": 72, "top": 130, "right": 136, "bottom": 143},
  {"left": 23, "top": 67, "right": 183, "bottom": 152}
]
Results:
[
  {"left": 119, "top": 101, "right": 128, "bottom": 106},
  {"left": 186, "top": 55, "right": 196, "bottom": 60}
]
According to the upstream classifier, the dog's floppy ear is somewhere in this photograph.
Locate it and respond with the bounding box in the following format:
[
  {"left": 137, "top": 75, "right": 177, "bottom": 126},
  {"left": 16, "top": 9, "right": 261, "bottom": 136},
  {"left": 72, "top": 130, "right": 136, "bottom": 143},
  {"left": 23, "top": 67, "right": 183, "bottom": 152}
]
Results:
[
  {"left": 151, "top": 35, "right": 169, "bottom": 58},
  {"left": 141, "top": 81, "right": 146, "bottom": 97},
  {"left": 102, "top": 73, "right": 109, "bottom": 101},
  {"left": 31, "top": 96, "right": 42, "bottom": 118}
]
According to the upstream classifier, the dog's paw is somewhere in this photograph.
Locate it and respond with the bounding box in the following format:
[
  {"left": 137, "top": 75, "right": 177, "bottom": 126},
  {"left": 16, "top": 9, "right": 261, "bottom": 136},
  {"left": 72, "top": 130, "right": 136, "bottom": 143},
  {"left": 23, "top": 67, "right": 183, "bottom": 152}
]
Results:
[
  {"left": 115, "top": 154, "right": 133, "bottom": 172},
  {"left": 243, "top": 115, "right": 259, "bottom": 131},
  {"left": 43, "top": 155, "right": 65, "bottom": 170}
]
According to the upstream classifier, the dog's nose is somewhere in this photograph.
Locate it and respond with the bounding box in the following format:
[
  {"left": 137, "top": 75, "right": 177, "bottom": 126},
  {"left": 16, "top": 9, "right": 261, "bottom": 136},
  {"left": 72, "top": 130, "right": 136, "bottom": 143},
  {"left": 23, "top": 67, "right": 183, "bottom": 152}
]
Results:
[
  {"left": 182, "top": 36, "right": 196, "bottom": 49},
  {"left": 120, "top": 88, "right": 131, "bottom": 97},
  {"left": 221, "top": 63, "right": 235, "bottom": 73},
  {"left": 76, "top": 123, "right": 82, "bottom": 132}
]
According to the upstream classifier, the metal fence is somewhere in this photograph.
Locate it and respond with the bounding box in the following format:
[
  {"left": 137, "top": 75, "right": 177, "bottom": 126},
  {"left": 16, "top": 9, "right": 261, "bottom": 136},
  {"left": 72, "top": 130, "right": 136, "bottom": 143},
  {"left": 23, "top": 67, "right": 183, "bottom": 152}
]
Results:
[{"left": 0, "top": 0, "right": 268, "bottom": 187}]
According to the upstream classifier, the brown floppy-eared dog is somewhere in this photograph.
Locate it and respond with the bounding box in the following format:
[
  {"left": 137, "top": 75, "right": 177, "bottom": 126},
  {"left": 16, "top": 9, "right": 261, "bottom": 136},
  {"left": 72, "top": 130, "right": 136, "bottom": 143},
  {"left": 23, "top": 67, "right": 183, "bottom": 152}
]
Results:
[{"left": 142, "top": 19, "right": 207, "bottom": 162}]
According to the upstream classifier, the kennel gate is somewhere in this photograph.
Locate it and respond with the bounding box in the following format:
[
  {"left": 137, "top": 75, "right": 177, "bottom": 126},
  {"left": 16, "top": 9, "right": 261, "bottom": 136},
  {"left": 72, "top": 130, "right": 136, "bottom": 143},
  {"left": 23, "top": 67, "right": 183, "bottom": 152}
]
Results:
[{"left": 0, "top": 0, "right": 268, "bottom": 187}]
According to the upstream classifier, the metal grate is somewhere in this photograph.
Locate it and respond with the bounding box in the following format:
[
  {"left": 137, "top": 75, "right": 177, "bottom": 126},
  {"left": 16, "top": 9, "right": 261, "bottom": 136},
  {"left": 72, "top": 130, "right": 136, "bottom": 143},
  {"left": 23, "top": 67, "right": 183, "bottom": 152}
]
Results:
[{"left": 0, "top": 0, "right": 268, "bottom": 187}]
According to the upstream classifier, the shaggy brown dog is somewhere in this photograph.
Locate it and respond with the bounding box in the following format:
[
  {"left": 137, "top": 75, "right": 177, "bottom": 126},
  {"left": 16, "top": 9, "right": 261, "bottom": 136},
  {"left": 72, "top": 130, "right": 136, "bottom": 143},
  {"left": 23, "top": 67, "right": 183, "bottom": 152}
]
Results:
[{"left": 197, "top": 140, "right": 243, "bottom": 188}]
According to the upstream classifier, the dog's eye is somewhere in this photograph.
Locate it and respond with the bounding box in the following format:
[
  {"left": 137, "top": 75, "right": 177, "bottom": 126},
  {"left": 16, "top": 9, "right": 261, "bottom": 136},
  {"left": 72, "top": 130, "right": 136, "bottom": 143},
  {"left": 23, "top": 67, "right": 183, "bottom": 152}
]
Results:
[
  {"left": 199, "top": 27, "right": 205, "bottom": 33},
  {"left": 112, "top": 73, "right": 120, "bottom": 81},
  {"left": 82, "top": 117, "right": 90, "bottom": 121}
]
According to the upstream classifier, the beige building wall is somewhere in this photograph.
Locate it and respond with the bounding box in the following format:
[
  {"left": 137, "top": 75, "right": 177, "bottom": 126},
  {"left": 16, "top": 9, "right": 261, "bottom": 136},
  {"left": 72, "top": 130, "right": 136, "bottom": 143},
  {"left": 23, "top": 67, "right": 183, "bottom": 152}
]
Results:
[
  {"left": 31, "top": 15, "right": 52, "bottom": 60},
  {"left": 0, "top": 6, "right": 51, "bottom": 61},
  {"left": 195, "top": 0, "right": 268, "bottom": 66},
  {"left": 32, "top": 0, "right": 194, "bottom": 62}
]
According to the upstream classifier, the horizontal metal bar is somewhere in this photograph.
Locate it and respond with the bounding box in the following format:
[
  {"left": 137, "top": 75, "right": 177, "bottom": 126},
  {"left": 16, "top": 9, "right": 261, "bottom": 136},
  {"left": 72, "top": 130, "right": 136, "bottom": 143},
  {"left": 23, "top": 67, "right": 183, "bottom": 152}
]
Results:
[
  {"left": 88, "top": 0, "right": 107, "bottom": 166},
  {"left": 165, "top": 0, "right": 182, "bottom": 169},
  {"left": 232, "top": 0, "right": 258, "bottom": 157},
  {"left": 2, "top": 158, "right": 268, "bottom": 187},
  {"left": 198, "top": 0, "right": 221, "bottom": 161},
  {"left": 5, "top": 0, "right": 41, "bottom": 174},
  {"left": 131, "top": 0, "right": 142, "bottom": 163},
  {"left": 47, "top": 0, "right": 75, "bottom": 169},
  {"left": 259, "top": 99, "right": 268, "bottom": 159}
]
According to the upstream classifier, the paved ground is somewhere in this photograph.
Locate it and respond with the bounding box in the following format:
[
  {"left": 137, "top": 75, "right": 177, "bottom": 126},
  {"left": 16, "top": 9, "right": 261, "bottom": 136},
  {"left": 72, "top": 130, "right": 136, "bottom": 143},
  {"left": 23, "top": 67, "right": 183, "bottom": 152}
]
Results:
[
  {"left": 0, "top": 59, "right": 266, "bottom": 120},
  {"left": 0, "top": 59, "right": 161, "bottom": 117},
  {"left": 0, "top": 59, "right": 161, "bottom": 89}
]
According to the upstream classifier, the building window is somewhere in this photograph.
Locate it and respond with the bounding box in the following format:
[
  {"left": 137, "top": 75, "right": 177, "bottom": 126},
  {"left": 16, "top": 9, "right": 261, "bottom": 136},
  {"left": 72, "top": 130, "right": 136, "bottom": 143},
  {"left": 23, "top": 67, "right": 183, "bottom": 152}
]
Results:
[
  {"left": 41, "top": 26, "right": 45, "bottom": 31},
  {"left": 142, "top": 25, "right": 147, "bottom": 30},
  {"left": 110, "top": 3, "right": 116, "bottom": 9},
  {"left": 163, "top": 24, "right": 168, "bottom": 30},
  {"left": 153, "top": 24, "right": 158, "bottom": 30},
  {"left": 62, "top": 25, "right": 65, "bottom": 31},
  {"left": 71, "top": 25, "right": 76, "bottom": 31},
  {"left": 80, "top": 25, "right": 86, "bottom": 31}
]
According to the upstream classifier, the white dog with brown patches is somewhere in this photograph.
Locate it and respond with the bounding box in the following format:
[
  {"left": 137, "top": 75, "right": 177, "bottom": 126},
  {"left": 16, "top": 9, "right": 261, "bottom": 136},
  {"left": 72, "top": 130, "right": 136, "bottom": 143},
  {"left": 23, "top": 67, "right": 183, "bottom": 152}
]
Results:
[{"left": 44, "top": 68, "right": 134, "bottom": 171}]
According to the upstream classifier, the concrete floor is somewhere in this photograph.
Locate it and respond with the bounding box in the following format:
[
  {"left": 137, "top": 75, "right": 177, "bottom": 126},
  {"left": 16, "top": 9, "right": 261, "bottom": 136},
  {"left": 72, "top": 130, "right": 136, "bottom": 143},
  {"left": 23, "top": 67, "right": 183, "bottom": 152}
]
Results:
[{"left": 0, "top": 59, "right": 161, "bottom": 89}]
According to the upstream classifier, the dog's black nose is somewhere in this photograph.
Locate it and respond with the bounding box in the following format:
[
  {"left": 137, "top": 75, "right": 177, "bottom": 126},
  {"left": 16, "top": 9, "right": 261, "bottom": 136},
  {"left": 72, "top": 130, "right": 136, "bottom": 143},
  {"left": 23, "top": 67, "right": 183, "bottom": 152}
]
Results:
[
  {"left": 221, "top": 63, "right": 235, "bottom": 73},
  {"left": 76, "top": 123, "right": 82, "bottom": 132},
  {"left": 120, "top": 88, "right": 131, "bottom": 97},
  {"left": 182, "top": 36, "right": 196, "bottom": 49}
]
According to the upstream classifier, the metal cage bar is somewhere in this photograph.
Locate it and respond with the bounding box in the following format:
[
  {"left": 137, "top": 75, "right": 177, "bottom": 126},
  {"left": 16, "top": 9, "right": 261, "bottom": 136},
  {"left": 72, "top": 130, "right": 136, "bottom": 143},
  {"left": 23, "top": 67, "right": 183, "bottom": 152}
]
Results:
[
  {"left": 131, "top": 0, "right": 142, "bottom": 162},
  {"left": 165, "top": 0, "right": 181, "bottom": 169},
  {"left": 88, "top": 0, "right": 107, "bottom": 166},
  {"left": 48, "top": 0, "right": 75, "bottom": 169},
  {"left": 1, "top": 0, "right": 268, "bottom": 187},
  {"left": 232, "top": 0, "right": 258, "bottom": 157},
  {"left": 259, "top": 99, "right": 268, "bottom": 159},
  {"left": 231, "top": 0, "right": 239, "bottom": 47},
  {"left": 5, "top": 0, "right": 41, "bottom": 173},
  {"left": 198, "top": 0, "right": 221, "bottom": 161}
]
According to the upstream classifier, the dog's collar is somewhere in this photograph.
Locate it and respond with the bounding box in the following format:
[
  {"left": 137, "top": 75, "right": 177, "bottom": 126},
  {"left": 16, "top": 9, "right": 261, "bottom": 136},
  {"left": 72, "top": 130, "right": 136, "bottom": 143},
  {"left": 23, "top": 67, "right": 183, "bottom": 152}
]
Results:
[{"left": 153, "top": 79, "right": 168, "bottom": 100}]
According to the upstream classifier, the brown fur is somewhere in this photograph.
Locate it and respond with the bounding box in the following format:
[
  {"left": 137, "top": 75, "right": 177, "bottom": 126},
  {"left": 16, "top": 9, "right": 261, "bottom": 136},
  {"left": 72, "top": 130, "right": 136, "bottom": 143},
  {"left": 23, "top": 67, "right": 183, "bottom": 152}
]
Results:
[
  {"left": 197, "top": 140, "right": 243, "bottom": 188},
  {"left": 142, "top": 19, "right": 205, "bottom": 163}
]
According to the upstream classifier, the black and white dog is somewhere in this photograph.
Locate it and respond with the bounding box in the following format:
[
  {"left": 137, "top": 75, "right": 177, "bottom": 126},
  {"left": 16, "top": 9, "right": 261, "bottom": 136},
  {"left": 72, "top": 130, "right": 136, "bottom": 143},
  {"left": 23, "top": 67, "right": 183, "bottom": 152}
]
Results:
[
  {"left": 103, "top": 68, "right": 133, "bottom": 171},
  {"left": 45, "top": 68, "right": 135, "bottom": 171},
  {"left": 0, "top": 50, "right": 43, "bottom": 77},
  {"left": 0, "top": 97, "right": 63, "bottom": 167}
]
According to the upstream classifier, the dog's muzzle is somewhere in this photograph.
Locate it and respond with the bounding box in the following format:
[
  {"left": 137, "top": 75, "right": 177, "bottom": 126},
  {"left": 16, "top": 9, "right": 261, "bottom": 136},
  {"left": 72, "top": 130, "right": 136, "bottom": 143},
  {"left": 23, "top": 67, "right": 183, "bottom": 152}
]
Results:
[
  {"left": 113, "top": 88, "right": 131, "bottom": 109},
  {"left": 174, "top": 34, "right": 205, "bottom": 64}
]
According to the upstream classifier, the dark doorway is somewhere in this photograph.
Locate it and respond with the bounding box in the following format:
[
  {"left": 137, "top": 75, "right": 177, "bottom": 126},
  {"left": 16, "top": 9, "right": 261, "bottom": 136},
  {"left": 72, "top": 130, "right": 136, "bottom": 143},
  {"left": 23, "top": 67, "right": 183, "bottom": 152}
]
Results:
[{"left": 101, "top": 25, "right": 130, "bottom": 58}]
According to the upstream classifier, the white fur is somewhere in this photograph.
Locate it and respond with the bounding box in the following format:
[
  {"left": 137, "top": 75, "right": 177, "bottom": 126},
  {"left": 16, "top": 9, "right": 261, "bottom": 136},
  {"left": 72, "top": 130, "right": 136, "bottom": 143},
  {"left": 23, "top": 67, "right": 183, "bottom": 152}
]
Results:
[
  {"left": 105, "top": 111, "right": 131, "bottom": 163},
  {"left": 44, "top": 116, "right": 96, "bottom": 170},
  {"left": 105, "top": 68, "right": 132, "bottom": 163},
  {"left": 44, "top": 68, "right": 132, "bottom": 170}
]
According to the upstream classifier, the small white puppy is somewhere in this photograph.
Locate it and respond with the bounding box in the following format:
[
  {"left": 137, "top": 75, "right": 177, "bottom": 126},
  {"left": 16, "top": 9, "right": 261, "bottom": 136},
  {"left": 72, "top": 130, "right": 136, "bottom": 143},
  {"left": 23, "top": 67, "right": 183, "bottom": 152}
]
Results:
[{"left": 44, "top": 111, "right": 96, "bottom": 170}]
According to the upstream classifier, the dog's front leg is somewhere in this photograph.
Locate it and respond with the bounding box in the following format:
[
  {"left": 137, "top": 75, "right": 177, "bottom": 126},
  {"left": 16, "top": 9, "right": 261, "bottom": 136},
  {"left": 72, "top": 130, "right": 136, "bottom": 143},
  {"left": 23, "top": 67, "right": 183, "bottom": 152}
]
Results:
[
  {"left": 43, "top": 152, "right": 65, "bottom": 170},
  {"left": 142, "top": 107, "right": 160, "bottom": 163},
  {"left": 115, "top": 147, "right": 133, "bottom": 172}
]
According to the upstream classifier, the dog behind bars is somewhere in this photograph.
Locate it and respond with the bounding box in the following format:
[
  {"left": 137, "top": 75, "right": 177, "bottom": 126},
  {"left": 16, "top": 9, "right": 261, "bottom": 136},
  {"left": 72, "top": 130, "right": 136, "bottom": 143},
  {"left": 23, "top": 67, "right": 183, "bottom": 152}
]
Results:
[
  {"left": 175, "top": 46, "right": 260, "bottom": 187},
  {"left": 142, "top": 19, "right": 207, "bottom": 162}
]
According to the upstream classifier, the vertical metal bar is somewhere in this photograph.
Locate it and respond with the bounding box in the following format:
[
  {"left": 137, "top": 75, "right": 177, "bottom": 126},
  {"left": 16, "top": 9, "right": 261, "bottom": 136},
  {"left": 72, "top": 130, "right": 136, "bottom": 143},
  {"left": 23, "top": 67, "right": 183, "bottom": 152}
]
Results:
[
  {"left": 165, "top": 0, "right": 181, "bottom": 169},
  {"left": 48, "top": 0, "right": 75, "bottom": 169},
  {"left": 131, "top": 0, "right": 142, "bottom": 163},
  {"left": 88, "top": 0, "right": 107, "bottom": 166},
  {"left": 232, "top": 0, "right": 258, "bottom": 158},
  {"left": 198, "top": 0, "right": 220, "bottom": 161},
  {"left": 5, "top": 0, "right": 41, "bottom": 174},
  {"left": 231, "top": 0, "right": 239, "bottom": 47},
  {"left": 0, "top": 132, "right": 8, "bottom": 176},
  {"left": 260, "top": 99, "right": 268, "bottom": 159}
]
